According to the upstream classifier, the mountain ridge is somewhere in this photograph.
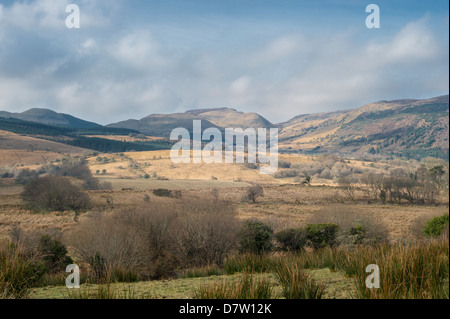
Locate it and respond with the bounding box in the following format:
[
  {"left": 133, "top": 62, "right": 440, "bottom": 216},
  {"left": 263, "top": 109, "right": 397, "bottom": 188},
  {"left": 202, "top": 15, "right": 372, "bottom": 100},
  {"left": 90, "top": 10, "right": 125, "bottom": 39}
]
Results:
[
  {"left": 1, "top": 94, "right": 448, "bottom": 160},
  {"left": 0, "top": 108, "right": 101, "bottom": 129}
]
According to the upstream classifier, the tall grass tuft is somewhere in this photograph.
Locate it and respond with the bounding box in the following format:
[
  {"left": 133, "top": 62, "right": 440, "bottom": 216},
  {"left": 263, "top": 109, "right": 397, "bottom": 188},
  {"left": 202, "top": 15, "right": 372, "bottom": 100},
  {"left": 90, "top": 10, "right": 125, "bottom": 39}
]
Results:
[
  {"left": 276, "top": 261, "right": 325, "bottom": 299},
  {"left": 337, "top": 238, "right": 449, "bottom": 299},
  {"left": 176, "top": 264, "right": 224, "bottom": 279},
  {"left": 194, "top": 274, "right": 273, "bottom": 299},
  {"left": 224, "top": 254, "right": 279, "bottom": 274},
  {"left": 0, "top": 243, "right": 41, "bottom": 299}
]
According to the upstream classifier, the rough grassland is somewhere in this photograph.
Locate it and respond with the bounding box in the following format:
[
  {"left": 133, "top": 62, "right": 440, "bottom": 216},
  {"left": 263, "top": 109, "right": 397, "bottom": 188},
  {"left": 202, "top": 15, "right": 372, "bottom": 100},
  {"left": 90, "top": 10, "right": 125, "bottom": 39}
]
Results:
[{"left": 29, "top": 269, "right": 355, "bottom": 299}]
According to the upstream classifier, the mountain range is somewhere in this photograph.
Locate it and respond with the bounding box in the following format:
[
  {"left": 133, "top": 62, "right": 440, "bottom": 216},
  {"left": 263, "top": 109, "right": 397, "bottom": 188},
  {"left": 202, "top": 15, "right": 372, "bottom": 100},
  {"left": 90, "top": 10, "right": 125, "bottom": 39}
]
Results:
[{"left": 1, "top": 94, "right": 448, "bottom": 160}]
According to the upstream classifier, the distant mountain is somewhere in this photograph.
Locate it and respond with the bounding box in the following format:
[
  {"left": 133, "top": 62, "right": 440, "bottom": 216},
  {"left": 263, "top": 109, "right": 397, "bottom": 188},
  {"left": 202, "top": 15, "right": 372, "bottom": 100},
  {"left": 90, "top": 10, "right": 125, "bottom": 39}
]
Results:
[
  {"left": 279, "top": 95, "right": 449, "bottom": 160},
  {"left": 0, "top": 108, "right": 101, "bottom": 129},
  {"left": 107, "top": 112, "right": 222, "bottom": 137},
  {"left": 185, "top": 107, "right": 274, "bottom": 129},
  {"left": 107, "top": 107, "right": 274, "bottom": 138}
]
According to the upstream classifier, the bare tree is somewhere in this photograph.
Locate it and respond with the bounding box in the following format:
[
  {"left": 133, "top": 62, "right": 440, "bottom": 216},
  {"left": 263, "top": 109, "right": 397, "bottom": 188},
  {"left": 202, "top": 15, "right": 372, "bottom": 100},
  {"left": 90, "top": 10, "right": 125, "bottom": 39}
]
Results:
[{"left": 338, "top": 176, "right": 357, "bottom": 202}]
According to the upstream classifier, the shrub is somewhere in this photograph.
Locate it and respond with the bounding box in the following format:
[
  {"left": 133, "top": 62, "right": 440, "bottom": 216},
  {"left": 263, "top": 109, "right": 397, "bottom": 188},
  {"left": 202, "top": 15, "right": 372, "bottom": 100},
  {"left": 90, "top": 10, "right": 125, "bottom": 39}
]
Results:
[
  {"left": 153, "top": 188, "right": 173, "bottom": 198},
  {"left": 275, "top": 228, "right": 308, "bottom": 252},
  {"left": 66, "top": 198, "right": 238, "bottom": 280},
  {"left": 15, "top": 169, "right": 39, "bottom": 185},
  {"left": 308, "top": 205, "right": 389, "bottom": 246},
  {"left": 39, "top": 235, "right": 73, "bottom": 274},
  {"left": 83, "top": 178, "right": 112, "bottom": 191},
  {"left": 21, "top": 176, "right": 90, "bottom": 212},
  {"left": 274, "top": 169, "right": 299, "bottom": 179},
  {"left": 238, "top": 220, "right": 274, "bottom": 254},
  {"left": 83, "top": 177, "right": 100, "bottom": 190},
  {"left": 244, "top": 185, "right": 264, "bottom": 203},
  {"left": 1, "top": 172, "right": 14, "bottom": 179},
  {"left": 174, "top": 199, "right": 239, "bottom": 267},
  {"left": 278, "top": 160, "right": 291, "bottom": 169},
  {"left": 424, "top": 214, "right": 449, "bottom": 238},
  {"left": 305, "top": 224, "right": 339, "bottom": 250},
  {"left": 66, "top": 207, "right": 176, "bottom": 280},
  {"left": 43, "top": 158, "right": 92, "bottom": 180}
]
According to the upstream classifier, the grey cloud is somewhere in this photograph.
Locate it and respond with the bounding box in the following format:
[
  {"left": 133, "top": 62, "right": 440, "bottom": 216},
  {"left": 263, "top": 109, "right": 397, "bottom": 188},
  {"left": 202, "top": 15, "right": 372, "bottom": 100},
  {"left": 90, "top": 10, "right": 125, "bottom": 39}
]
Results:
[{"left": 0, "top": 1, "right": 448, "bottom": 125}]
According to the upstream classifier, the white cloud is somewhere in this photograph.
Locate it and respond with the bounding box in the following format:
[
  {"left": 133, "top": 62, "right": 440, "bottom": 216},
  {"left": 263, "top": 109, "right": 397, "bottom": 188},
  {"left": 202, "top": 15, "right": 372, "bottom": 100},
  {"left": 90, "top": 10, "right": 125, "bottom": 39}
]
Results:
[
  {"left": 2, "top": 0, "right": 69, "bottom": 30},
  {"left": 230, "top": 77, "right": 251, "bottom": 95},
  {"left": 110, "top": 31, "right": 169, "bottom": 69},
  {"left": 77, "top": 38, "right": 98, "bottom": 56},
  {"left": 366, "top": 18, "right": 440, "bottom": 66}
]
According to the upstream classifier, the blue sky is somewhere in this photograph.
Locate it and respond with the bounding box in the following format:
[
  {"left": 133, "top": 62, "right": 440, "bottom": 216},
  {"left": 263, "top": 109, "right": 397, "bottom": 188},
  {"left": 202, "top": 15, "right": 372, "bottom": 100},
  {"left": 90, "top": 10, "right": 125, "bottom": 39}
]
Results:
[{"left": 0, "top": 0, "right": 448, "bottom": 124}]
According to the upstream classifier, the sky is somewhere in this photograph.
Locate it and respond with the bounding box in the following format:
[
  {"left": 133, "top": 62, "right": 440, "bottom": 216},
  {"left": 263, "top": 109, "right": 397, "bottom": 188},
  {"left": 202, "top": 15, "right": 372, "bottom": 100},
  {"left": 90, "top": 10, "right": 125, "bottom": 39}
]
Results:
[{"left": 0, "top": 0, "right": 448, "bottom": 125}]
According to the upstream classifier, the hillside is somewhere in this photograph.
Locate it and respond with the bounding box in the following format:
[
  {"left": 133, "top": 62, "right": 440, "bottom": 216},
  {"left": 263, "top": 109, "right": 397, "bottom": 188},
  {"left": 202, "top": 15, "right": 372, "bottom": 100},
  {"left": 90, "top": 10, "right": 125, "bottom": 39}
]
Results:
[
  {"left": 107, "top": 113, "right": 221, "bottom": 137},
  {"left": 0, "top": 108, "right": 101, "bottom": 129},
  {"left": 0, "top": 129, "right": 91, "bottom": 166},
  {"left": 0, "top": 118, "right": 173, "bottom": 154},
  {"left": 279, "top": 95, "right": 449, "bottom": 160}
]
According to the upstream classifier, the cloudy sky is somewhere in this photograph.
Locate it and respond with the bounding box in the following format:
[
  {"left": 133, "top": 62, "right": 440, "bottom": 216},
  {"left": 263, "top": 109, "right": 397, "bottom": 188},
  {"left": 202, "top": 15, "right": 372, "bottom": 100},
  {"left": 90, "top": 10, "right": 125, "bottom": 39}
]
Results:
[{"left": 0, "top": 0, "right": 448, "bottom": 125}]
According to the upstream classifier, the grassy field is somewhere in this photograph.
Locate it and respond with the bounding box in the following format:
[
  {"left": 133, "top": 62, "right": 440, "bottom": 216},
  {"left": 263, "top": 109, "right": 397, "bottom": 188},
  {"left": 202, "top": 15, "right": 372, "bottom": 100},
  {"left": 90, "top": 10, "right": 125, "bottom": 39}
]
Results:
[{"left": 29, "top": 269, "right": 354, "bottom": 299}]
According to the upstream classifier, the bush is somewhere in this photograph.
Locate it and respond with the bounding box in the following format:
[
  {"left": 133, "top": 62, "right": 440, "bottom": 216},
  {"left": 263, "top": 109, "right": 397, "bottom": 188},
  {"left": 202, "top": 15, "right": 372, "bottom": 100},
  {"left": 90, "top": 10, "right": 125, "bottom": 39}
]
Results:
[
  {"left": 153, "top": 188, "right": 173, "bottom": 198},
  {"left": 274, "top": 169, "right": 299, "bottom": 179},
  {"left": 238, "top": 220, "right": 274, "bottom": 254},
  {"left": 83, "top": 177, "right": 100, "bottom": 190},
  {"left": 275, "top": 228, "right": 308, "bottom": 252},
  {"left": 174, "top": 199, "right": 240, "bottom": 267},
  {"left": 244, "top": 185, "right": 264, "bottom": 203},
  {"left": 305, "top": 224, "right": 339, "bottom": 250},
  {"left": 15, "top": 169, "right": 39, "bottom": 185},
  {"left": 1, "top": 172, "right": 14, "bottom": 179},
  {"left": 21, "top": 176, "right": 90, "bottom": 212},
  {"left": 278, "top": 160, "right": 291, "bottom": 169},
  {"left": 424, "top": 214, "right": 449, "bottom": 238},
  {"left": 66, "top": 198, "right": 239, "bottom": 280},
  {"left": 83, "top": 177, "right": 112, "bottom": 191},
  {"left": 39, "top": 235, "right": 73, "bottom": 274},
  {"left": 42, "top": 158, "right": 92, "bottom": 180},
  {"left": 308, "top": 205, "right": 389, "bottom": 246}
]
